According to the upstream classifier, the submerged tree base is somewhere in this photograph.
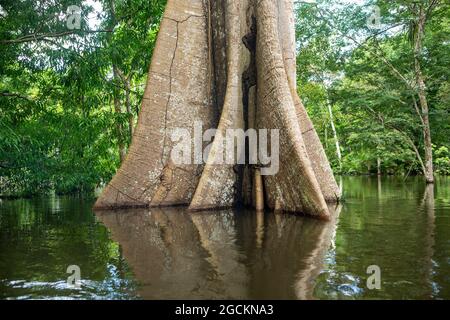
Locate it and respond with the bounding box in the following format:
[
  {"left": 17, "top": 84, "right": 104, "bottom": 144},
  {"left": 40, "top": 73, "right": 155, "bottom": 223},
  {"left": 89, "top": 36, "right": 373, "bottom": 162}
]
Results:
[{"left": 94, "top": 0, "right": 340, "bottom": 219}]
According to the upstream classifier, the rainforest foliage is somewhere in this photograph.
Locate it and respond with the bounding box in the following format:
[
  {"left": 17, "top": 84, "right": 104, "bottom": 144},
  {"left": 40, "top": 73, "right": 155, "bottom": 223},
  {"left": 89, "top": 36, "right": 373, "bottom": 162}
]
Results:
[
  {"left": 0, "top": 0, "right": 449, "bottom": 197},
  {"left": 296, "top": 0, "right": 450, "bottom": 177},
  {"left": 0, "top": 0, "right": 166, "bottom": 196}
]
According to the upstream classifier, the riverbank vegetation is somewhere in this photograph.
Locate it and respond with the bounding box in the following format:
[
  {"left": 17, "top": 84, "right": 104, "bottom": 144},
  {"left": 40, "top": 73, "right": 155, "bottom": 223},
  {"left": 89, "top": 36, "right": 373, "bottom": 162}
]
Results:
[
  {"left": 297, "top": 0, "right": 450, "bottom": 179},
  {"left": 1, "top": 0, "right": 449, "bottom": 197}
]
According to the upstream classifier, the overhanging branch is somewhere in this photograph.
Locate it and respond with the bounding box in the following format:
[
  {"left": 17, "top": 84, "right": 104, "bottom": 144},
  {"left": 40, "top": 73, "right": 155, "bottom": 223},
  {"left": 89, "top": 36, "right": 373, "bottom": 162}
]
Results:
[
  {"left": 0, "top": 92, "right": 32, "bottom": 100},
  {"left": 1, "top": 29, "right": 113, "bottom": 45}
]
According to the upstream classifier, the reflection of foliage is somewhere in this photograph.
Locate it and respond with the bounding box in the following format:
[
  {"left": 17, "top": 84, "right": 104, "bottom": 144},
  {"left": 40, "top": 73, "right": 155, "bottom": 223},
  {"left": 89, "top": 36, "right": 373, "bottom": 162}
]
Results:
[
  {"left": 315, "top": 176, "right": 450, "bottom": 300},
  {"left": 0, "top": 196, "right": 138, "bottom": 299}
]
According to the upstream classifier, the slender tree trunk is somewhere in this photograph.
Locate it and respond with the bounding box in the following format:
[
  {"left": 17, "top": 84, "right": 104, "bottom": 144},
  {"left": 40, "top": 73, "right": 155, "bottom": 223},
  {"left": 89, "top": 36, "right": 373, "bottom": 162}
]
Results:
[
  {"left": 377, "top": 157, "right": 381, "bottom": 176},
  {"left": 124, "top": 78, "right": 134, "bottom": 137},
  {"left": 327, "top": 100, "right": 342, "bottom": 171},
  {"left": 113, "top": 65, "right": 126, "bottom": 163},
  {"left": 328, "top": 2, "right": 437, "bottom": 184},
  {"left": 94, "top": 0, "right": 340, "bottom": 219},
  {"left": 115, "top": 68, "right": 135, "bottom": 137},
  {"left": 414, "top": 6, "right": 434, "bottom": 184}
]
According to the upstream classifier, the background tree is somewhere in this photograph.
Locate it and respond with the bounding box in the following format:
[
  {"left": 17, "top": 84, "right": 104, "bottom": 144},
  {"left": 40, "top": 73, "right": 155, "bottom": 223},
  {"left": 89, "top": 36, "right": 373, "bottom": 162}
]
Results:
[{"left": 295, "top": 0, "right": 450, "bottom": 179}]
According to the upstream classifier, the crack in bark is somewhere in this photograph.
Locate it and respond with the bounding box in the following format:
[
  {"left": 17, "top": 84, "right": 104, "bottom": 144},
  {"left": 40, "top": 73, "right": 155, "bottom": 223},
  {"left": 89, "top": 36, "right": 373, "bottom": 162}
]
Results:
[
  {"left": 110, "top": 183, "right": 146, "bottom": 206},
  {"left": 164, "top": 14, "right": 205, "bottom": 24},
  {"left": 160, "top": 20, "right": 180, "bottom": 168},
  {"left": 302, "top": 127, "right": 315, "bottom": 135},
  {"left": 205, "top": 0, "right": 215, "bottom": 112},
  {"left": 152, "top": 164, "right": 198, "bottom": 206},
  {"left": 150, "top": 162, "right": 179, "bottom": 205},
  {"left": 160, "top": 14, "right": 207, "bottom": 168}
]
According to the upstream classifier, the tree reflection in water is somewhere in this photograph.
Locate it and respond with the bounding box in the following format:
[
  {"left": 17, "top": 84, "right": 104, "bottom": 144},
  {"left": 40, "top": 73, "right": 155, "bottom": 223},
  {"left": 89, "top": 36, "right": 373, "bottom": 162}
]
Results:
[{"left": 96, "top": 207, "right": 340, "bottom": 299}]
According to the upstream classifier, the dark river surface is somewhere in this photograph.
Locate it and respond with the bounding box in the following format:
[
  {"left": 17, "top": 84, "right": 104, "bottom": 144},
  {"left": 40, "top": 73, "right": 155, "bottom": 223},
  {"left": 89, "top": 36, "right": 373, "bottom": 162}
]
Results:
[{"left": 0, "top": 177, "right": 449, "bottom": 300}]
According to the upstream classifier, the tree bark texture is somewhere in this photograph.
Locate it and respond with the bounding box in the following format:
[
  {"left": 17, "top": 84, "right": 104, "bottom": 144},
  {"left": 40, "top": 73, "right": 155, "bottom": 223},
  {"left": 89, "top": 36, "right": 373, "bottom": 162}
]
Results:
[
  {"left": 94, "top": 0, "right": 341, "bottom": 219},
  {"left": 414, "top": 6, "right": 434, "bottom": 184}
]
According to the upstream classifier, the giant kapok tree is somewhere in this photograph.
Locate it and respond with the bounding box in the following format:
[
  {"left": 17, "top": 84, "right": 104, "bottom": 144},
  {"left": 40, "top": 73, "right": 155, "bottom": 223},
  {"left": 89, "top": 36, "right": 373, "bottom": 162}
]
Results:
[{"left": 94, "top": 0, "right": 341, "bottom": 220}]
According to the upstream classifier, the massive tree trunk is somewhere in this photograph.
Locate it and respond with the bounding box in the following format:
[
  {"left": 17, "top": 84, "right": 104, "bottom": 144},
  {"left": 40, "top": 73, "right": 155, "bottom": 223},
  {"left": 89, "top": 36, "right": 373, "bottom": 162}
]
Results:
[{"left": 94, "top": 0, "right": 340, "bottom": 219}]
